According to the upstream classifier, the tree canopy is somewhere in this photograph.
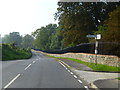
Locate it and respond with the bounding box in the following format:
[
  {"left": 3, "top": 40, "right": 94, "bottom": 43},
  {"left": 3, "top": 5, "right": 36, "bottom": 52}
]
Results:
[{"left": 55, "top": 2, "right": 120, "bottom": 47}]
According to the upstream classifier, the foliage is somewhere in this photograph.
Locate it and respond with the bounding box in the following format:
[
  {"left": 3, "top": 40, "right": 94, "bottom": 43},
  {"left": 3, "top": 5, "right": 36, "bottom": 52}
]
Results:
[
  {"left": 2, "top": 44, "right": 32, "bottom": 60},
  {"left": 102, "top": 6, "right": 120, "bottom": 43},
  {"left": 55, "top": 2, "right": 119, "bottom": 47},
  {"left": 2, "top": 32, "right": 22, "bottom": 47},
  {"left": 32, "top": 24, "right": 63, "bottom": 50},
  {"left": 2, "top": 32, "right": 34, "bottom": 49},
  {"left": 21, "top": 34, "right": 34, "bottom": 49}
]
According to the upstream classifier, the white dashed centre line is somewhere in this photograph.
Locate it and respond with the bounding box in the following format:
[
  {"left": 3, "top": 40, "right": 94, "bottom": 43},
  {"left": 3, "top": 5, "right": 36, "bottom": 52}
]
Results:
[
  {"left": 78, "top": 80, "right": 82, "bottom": 83},
  {"left": 24, "top": 64, "right": 32, "bottom": 70},
  {"left": 4, "top": 74, "right": 21, "bottom": 88}
]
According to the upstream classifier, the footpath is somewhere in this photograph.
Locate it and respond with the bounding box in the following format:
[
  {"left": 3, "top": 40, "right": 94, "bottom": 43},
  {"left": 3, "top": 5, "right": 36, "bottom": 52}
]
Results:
[{"left": 58, "top": 59, "right": 120, "bottom": 89}]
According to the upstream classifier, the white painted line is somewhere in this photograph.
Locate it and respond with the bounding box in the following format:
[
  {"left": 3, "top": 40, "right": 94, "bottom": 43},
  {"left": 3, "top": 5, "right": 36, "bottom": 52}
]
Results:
[
  {"left": 70, "top": 72, "right": 73, "bottom": 75},
  {"left": 68, "top": 70, "right": 70, "bottom": 72},
  {"left": 24, "top": 64, "right": 32, "bottom": 70},
  {"left": 33, "top": 61, "right": 36, "bottom": 63},
  {"left": 4, "top": 74, "right": 21, "bottom": 88},
  {"left": 60, "top": 61, "right": 69, "bottom": 67},
  {"left": 78, "top": 80, "right": 82, "bottom": 83},
  {"left": 59, "top": 62, "right": 66, "bottom": 68},
  {"left": 65, "top": 68, "right": 68, "bottom": 70},
  {"left": 61, "top": 63, "right": 66, "bottom": 67},
  {"left": 84, "top": 86, "right": 89, "bottom": 90},
  {"left": 73, "top": 75, "right": 77, "bottom": 78}
]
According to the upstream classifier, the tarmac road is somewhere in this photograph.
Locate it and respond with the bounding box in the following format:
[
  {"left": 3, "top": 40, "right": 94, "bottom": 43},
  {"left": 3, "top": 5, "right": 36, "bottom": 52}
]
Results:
[{"left": 2, "top": 51, "right": 89, "bottom": 89}]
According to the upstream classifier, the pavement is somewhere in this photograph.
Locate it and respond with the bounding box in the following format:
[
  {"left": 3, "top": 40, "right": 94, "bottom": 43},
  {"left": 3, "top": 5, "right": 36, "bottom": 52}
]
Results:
[{"left": 58, "top": 58, "right": 120, "bottom": 89}]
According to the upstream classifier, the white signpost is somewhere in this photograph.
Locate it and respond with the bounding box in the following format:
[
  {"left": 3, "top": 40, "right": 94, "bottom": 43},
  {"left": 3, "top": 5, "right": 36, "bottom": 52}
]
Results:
[{"left": 86, "top": 34, "right": 101, "bottom": 65}]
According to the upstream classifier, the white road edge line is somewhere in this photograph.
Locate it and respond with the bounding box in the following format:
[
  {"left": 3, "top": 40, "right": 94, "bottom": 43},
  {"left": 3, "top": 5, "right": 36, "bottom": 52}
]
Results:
[
  {"left": 4, "top": 74, "right": 21, "bottom": 88},
  {"left": 59, "top": 62, "right": 66, "bottom": 68},
  {"left": 24, "top": 64, "right": 32, "bottom": 70},
  {"left": 78, "top": 80, "right": 82, "bottom": 83},
  {"left": 84, "top": 86, "right": 89, "bottom": 90},
  {"left": 70, "top": 72, "right": 73, "bottom": 75},
  {"left": 68, "top": 70, "right": 70, "bottom": 72},
  {"left": 73, "top": 75, "right": 77, "bottom": 78}
]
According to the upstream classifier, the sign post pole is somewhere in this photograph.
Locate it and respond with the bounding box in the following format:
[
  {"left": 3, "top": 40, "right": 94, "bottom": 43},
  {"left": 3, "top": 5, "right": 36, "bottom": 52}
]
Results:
[{"left": 86, "top": 34, "right": 101, "bottom": 65}]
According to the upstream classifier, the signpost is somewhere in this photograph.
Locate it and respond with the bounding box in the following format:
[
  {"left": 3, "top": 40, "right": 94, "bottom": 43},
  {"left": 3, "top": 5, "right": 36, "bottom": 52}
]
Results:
[{"left": 86, "top": 34, "right": 101, "bottom": 65}]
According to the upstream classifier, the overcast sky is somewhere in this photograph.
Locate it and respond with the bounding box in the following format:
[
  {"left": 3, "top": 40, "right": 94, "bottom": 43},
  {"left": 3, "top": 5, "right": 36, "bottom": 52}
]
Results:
[{"left": 0, "top": 0, "right": 59, "bottom": 37}]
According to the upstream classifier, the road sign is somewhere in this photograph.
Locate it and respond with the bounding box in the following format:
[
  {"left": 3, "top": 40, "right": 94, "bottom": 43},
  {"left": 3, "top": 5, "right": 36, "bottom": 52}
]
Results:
[
  {"left": 86, "top": 34, "right": 101, "bottom": 40},
  {"left": 96, "top": 34, "right": 101, "bottom": 39},
  {"left": 86, "top": 35, "right": 96, "bottom": 38}
]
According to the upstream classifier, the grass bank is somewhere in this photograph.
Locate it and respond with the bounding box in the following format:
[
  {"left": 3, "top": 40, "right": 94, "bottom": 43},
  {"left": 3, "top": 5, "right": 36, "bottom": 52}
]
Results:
[
  {"left": 47, "top": 55, "right": 120, "bottom": 72},
  {"left": 2, "top": 44, "right": 32, "bottom": 60},
  {"left": 116, "top": 77, "right": 120, "bottom": 80}
]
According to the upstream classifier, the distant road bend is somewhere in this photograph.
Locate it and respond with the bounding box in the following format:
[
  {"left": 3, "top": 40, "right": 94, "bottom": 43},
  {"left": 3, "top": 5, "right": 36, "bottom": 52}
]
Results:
[{"left": 2, "top": 51, "right": 89, "bottom": 89}]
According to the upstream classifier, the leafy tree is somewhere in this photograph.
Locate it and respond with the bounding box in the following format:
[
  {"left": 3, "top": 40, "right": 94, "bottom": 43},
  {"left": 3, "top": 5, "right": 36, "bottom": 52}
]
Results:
[
  {"left": 102, "top": 6, "right": 120, "bottom": 43},
  {"left": 48, "top": 27, "right": 63, "bottom": 50},
  {"left": 55, "top": 2, "right": 119, "bottom": 47},
  {"left": 2, "top": 32, "right": 22, "bottom": 47},
  {"left": 21, "top": 34, "right": 34, "bottom": 49},
  {"left": 32, "top": 24, "right": 58, "bottom": 50}
]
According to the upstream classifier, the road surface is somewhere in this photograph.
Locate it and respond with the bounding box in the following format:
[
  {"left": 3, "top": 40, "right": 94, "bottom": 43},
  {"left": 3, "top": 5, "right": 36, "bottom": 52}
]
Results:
[{"left": 2, "top": 51, "right": 89, "bottom": 89}]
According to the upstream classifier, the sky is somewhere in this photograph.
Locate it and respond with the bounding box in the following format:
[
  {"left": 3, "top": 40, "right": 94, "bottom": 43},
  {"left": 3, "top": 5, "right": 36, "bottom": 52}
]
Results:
[{"left": 0, "top": 0, "right": 59, "bottom": 37}]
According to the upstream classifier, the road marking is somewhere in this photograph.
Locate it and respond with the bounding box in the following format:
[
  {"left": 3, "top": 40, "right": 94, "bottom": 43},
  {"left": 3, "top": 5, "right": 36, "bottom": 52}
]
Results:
[
  {"left": 84, "top": 86, "right": 89, "bottom": 90},
  {"left": 24, "top": 64, "right": 32, "bottom": 70},
  {"left": 60, "top": 61, "right": 70, "bottom": 68},
  {"left": 73, "top": 75, "right": 77, "bottom": 78},
  {"left": 4, "top": 74, "right": 21, "bottom": 88},
  {"left": 33, "top": 61, "right": 36, "bottom": 63},
  {"left": 78, "top": 80, "right": 82, "bottom": 83},
  {"left": 70, "top": 72, "right": 73, "bottom": 75},
  {"left": 59, "top": 62, "right": 66, "bottom": 68},
  {"left": 65, "top": 68, "right": 68, "bottom": 70},
  {"left": 67, "top": 70, "right": 70, "bottom": 72}
]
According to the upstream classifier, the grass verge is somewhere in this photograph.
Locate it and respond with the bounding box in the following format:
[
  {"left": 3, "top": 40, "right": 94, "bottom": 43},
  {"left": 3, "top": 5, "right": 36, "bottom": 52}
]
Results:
[
  {"left": 117, "top": 77, "right": 120, "bottom": 80},
  {"left": 46, "top": 55, "right": 120, "bottom": 72},
  {"left": 2, "top": 44, "right": 32, "bottom": 60}
]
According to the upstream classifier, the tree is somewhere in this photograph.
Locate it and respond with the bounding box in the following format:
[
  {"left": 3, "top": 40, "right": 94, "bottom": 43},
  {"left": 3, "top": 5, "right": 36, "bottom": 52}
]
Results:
[
  {"left": 2, "top": 32, "right": 22, "bottom": 47},
  {"left": 102, "top": 6, "right": 120, "bottom": 43},
  {"left": 48, "top": 27, "right": 63, "bottom": 50},
  {"left": 55, "top": 2, "right": 120, "bottom": 47},
  {"left": 22, "top": 34, "right": 34, "bottom": 49},
  {"left": 32, "top": 24, "right": 58, "bottom": 50}
]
